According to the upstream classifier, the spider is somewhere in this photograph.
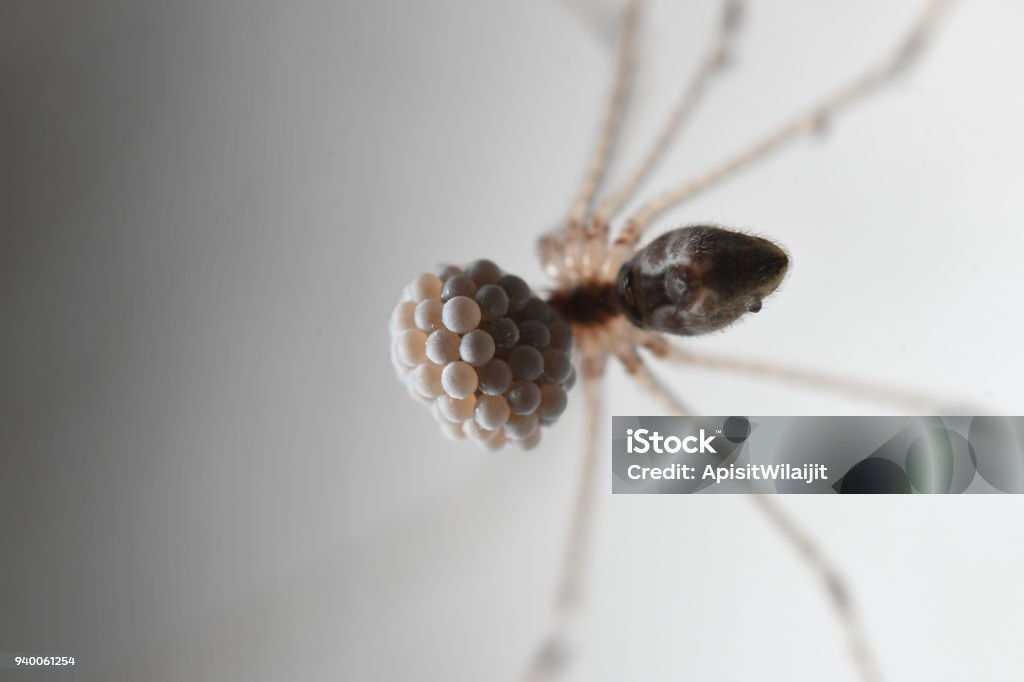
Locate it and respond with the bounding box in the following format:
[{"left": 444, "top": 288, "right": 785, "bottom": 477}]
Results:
[{"left": 389, "top": 1, "right": 950, "bottom": 680}]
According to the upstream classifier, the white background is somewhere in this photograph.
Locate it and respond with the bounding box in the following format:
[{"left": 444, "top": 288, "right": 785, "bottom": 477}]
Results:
[{"left": 2, "top": 1, "right": 1023, "bottom": 681}]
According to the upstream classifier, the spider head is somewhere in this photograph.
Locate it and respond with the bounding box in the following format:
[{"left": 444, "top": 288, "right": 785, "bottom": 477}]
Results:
[{"left": 616, "top": 225, "right": 789, "bottom": 336}]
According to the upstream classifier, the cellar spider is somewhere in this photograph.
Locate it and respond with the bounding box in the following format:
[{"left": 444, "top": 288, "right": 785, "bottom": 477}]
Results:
[{"left": 390, "top": 1, "right": 950, "bottom": 680}]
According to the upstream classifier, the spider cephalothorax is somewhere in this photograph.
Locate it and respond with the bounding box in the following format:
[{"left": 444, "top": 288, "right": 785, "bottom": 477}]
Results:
[{"left": 616, "top": 225, "right": 789, "bottom": 335}]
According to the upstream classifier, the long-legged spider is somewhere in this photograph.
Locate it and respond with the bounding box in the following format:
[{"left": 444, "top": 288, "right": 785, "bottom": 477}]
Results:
[{"left": 390, "top": 1, "right": 949, "bottom": 680}]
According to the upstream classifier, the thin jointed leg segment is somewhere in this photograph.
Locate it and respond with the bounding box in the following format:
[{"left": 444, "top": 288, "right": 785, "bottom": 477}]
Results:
[
  {"left": 648, "top": 342, "right": 939, "bottom": 410},
  {"left": 625, "top": 336, "right": 883, "bottom": 682},
  {"left": 591, "top": 0, "right": 746, "bottom": 238},
  {"left": 523, "top": 362, "right": 604, "bottom": 682},
  {"left": 615, "top": 0, "right": 952, "bottom": 248},
  {"left": 566, "top": 0, "right": 644, "bottom": 239},
  {"left": 749, "top": 495, "right": 883, "bottom": 682},
  {"left": 616, "top": 347, "right": 693, "bottom": 416}
]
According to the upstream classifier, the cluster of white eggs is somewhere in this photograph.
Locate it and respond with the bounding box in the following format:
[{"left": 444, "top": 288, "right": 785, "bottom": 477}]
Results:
[{"left": 389, "top": 260, "right": 575, "bottom": 450}]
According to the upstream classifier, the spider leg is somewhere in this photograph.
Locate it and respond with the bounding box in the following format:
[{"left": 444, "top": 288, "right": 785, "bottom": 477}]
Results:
[
  {"left": 618, "top": 340, "right": 882, "bottom": 682},
  {"left": 522, "top": 355, "right": 605, "bottom": 681},
  {"left": 539, "top": 0, "right": 644, "bottom": 283},
  {"left": 615, "top": 345, "right": 694, "bottom": 415},
  {"left": 556, "top": 356, "right": 606, "bottom": 611},
  {"left": 644, "top": 337, "right": 944, "bottom": 410},
  {"left": 567, "top": 0, "right": 644, "bottom": 235},
  {"left": 590, "top": 0, "right": 746, "bottom": 239},
  {"left": 615, "top": 0, "right": 952, "bottom": 248},
  {"left": 748, "top": 494, "right": 883, "bottom": 682}
]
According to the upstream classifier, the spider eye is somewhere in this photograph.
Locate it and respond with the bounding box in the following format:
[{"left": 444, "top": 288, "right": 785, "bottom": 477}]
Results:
[
  {"left": 617, "top": 266, "right": 642, "bottom": 324},
  {"left": 748, "top": 299, "right": 762, "bottom": 313}
]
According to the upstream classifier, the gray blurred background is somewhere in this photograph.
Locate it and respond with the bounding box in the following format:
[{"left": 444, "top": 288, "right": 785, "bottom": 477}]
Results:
[{"left": 2, "top": 1, "right": 1022, "bottom": 680}]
